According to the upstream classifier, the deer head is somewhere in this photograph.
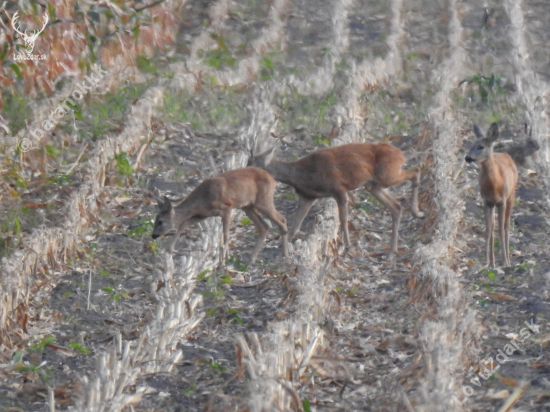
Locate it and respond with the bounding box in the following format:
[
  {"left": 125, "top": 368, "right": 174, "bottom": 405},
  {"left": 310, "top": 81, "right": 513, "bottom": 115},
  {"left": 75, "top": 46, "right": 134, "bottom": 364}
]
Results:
[{"left": 11, "top": 11, "right": 49, "bottom": 55}]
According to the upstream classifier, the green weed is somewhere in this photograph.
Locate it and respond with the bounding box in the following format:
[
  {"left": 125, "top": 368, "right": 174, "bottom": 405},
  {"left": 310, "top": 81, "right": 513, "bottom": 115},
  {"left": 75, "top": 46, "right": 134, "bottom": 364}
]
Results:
[
  {"left": 29, "top": 336, "right": 55, "bottom": 353},
  {"left": 206, "top": 360, "right": 226, "bottom": 373},
  {"left": 69, "top": 342, "right": 90, "bottom": 354},
  {"left": 200, "top": 34, "right": 237, "bottom": 70},
  {"left": 115, "top": 152, "right": 134, "bottom": 177},
  {"left": 67, "top": 82, "right": 149, "bottom": 141},
  {"left": 459, "top": 74, "right": 506, "bottom": 105},
  {"left": 15, "top": 361, "right": 53, "bottom": 381},
  {"left": 227, "top": 257, "right": 246, "bottom": 272},
  {"left": 102, "top": 286, "right": 129, "bottom": 301},
  {"left": 128, "top": 217, "right": 154, "bottom": 237}
]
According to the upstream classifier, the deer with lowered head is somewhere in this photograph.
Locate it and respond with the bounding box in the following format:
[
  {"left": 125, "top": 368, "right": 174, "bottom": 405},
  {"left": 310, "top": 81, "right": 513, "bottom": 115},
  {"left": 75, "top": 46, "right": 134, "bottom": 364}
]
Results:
[
  {"left": 465, "top": 123, "right": 518, "bottom": 267},
  {"left": 249, "top": 141, "right": 424, "bottom": 259},
  {"left": 152, "top": 167, "right": 289, "bottom": 265}
]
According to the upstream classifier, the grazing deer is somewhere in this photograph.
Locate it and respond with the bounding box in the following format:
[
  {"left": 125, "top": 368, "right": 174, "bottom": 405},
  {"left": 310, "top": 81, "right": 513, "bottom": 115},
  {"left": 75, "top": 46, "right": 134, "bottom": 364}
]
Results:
[
  {"left": 152, "top": 167, "right": 289, "bottom": 265},
  {"left": 249, "top": 142, "right": 424, "bottom": 258},
  {"left": 465, "top": 123, "right": 518, "bottom": 267}
]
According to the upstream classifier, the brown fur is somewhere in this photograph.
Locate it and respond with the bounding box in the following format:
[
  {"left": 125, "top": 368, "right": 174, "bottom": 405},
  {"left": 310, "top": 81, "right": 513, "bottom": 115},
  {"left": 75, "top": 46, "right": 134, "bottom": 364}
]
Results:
[
  {"left": 152, "top": 167, "right": 288, "bottom": 265},
  {"left": 466, "top": 124, "right": 518, "bottom": 267},
  {"left": 249, "top": 142, "right": 424, "bottom": 258}
]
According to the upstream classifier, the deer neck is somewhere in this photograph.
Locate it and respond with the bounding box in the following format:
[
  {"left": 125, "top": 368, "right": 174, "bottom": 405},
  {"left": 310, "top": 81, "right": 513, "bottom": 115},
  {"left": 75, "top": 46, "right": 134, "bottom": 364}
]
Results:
[
  {"left": 265, "top": 159, "right": 299, "bottom": 186},
  {"left": 480, "top": 151, "right": 500, "bottom": 181},
  {"left": 173, "top": 196, "right": 200, "bottom": 225}
]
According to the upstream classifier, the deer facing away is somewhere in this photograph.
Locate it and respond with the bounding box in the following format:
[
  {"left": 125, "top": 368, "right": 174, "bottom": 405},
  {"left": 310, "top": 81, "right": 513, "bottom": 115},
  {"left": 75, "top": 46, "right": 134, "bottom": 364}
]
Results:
[
  {"left": 249, "top": 142, "right": 424, "bottom": 259},
  {"left": 465, "top": 123, "right": 518, "bottom": 267},
  {"left": 152, "top": 167, "right": 289, "bottom": 265}
]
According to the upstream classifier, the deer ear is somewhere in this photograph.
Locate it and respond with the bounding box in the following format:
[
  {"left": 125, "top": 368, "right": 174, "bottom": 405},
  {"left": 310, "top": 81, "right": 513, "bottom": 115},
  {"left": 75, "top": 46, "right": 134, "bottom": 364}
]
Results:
[
  {"left": 486, "top": 123, "right": 499, "bottom": 143},
  {"left": 262, "top": 145, "right": 278, "bottom": 165},
  {"left": 473, "top": 124, "right": 484, "bottom": 139},
  {"left": 163, "top": 196, "right": 173, "bottom": 213},
  {"left": 156, "top": 197, "right": 164, "bottom": 210},
  {"left": 248, "top": 144, "right": 277, "bottom": 168}
]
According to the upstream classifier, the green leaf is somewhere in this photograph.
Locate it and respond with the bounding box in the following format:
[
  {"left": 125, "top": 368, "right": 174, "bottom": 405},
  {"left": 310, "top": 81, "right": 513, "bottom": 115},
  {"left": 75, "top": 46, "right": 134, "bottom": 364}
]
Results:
[
  {"left": 8, "top": 62, "right": 23, "bottom": 79},
  {"left": 102, "top": 286, "right": 114, "bottom": 294},
  {"left": 303, "top": 398, "right": 311, "bottom": 412},
  {"left": 69, "top": 343, "right": 90, "bottom": 354},
  {"left": 114, "top": 152, "right": 134, "bottom": 176},
  {"left": 13, "top": 217, "right": 21, "bottom": 234},
  {"left": 45, "top": 144, "right": 61, "bottom": 157},
  {"left": 13, "top": 351, "right": 25, "bottom": 363},
  {"left": 240, "top": 217, "right": 251, "bottom": 226},
  {"left": 198, "top": 269, "right": 211, "bottom": 281},
  {"left": 261, "top": 56, "right": 274, "bottom": 69}
]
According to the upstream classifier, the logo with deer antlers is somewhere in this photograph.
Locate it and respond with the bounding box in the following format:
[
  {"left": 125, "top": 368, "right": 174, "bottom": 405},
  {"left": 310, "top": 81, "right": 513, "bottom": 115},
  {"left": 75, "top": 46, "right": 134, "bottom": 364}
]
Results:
[{"left": 11, "top": 11, "right": 49, "bottom": 55}]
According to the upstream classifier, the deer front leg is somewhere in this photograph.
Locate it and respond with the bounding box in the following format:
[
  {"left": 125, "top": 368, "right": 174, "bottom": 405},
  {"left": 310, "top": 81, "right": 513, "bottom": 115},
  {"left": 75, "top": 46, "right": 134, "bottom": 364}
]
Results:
[
  {"left": 410, "top": 168, "right": 424, "bottom": 218},
  {"left": 221, "top": 210, "right": 232, "bottom": 264},
  {"left": 168, "top": 217, "right": 205, "bottom": 253},
  {"left": 288, "top": 196, "right": 315, "bottom": 241},
  {"left": 484, "top": 205, "right": 495, "bottom": 268}
]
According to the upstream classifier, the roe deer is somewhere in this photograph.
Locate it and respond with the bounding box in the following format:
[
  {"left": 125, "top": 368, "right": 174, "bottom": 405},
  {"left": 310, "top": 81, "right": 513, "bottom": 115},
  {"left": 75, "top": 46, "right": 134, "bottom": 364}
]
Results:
[
  {"left": 152, "top": 167, "right": 289, "bottom": 265},
  {"left": 465, "top": 123, "right": 518, "bottom": 267},
  {"left": 249, "top": 142, "right": 424, "bottom": 258},
  {"left": 494, "top": 123, "right": 540, "bottom": 168}
]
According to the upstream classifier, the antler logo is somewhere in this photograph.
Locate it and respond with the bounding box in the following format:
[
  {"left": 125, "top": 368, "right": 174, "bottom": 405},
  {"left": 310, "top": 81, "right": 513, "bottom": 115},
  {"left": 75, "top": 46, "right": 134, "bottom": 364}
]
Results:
[{"left": 11, "top": 11, "right": 49, "bottom": 55}]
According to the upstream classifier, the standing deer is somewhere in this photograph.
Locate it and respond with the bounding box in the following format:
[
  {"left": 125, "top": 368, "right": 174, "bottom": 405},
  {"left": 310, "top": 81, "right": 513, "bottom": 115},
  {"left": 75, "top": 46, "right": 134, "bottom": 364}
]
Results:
[
  {"left": 465, "top": 123, "right": 518, "bottom": 267},
  {"left": 249, "top": 142, "right": 424, "bottom": 259},
  {"left": 152, "top": 167, "right": 289, "bottom": 265}
]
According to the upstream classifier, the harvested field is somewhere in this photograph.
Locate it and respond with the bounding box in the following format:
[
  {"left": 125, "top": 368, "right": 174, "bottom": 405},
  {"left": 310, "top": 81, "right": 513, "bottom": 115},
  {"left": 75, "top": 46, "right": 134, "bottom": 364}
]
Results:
[{"left": 1, "top": 0, "right": 549, "bottom": 411}]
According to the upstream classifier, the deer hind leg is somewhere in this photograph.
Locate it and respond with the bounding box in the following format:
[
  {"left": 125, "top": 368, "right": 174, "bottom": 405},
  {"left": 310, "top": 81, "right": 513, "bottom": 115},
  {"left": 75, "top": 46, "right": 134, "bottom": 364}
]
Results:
[
  {"left": 504, "top": 195, "right": 514, "bottom": 267},
  {"left": 333, "top": 191, "right": 350, "bottom": 247},
  {"left": 484, "top": 205, "right": 495, "bottom": 268},
  {"left": 255, "top": 202, "right": 289, "bottom": 259},
  {"left": 376, "top": 161, "right": 424, "bottom": 218},
  {"left": 368, "top": 184, "right": 402, "bottom": 259},
  {"left": 408, "top": 167, "right": 424, "bottom": 218},
  {"left": 243, "top": 207, "right": 270, "bottom": 265},
  {"left": 288, "top": 196, "right": 315, "bottom": 241}
]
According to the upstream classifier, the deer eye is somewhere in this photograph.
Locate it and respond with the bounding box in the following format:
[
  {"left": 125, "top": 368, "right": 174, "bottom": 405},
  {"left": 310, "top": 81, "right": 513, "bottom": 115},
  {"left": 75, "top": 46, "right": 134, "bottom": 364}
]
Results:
[{"left": 477, "top": 145, "right": 484, "bottom": 150}]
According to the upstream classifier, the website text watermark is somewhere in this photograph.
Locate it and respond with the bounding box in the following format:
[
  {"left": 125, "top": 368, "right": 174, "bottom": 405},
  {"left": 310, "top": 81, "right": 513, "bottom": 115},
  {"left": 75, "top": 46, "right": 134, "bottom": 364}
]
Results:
[
  {"left": 451, "top": 318, "right": 540, "bottom": 406},
  {"left": 17, "top": 64, "right": 108, "bottom": 153}
]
